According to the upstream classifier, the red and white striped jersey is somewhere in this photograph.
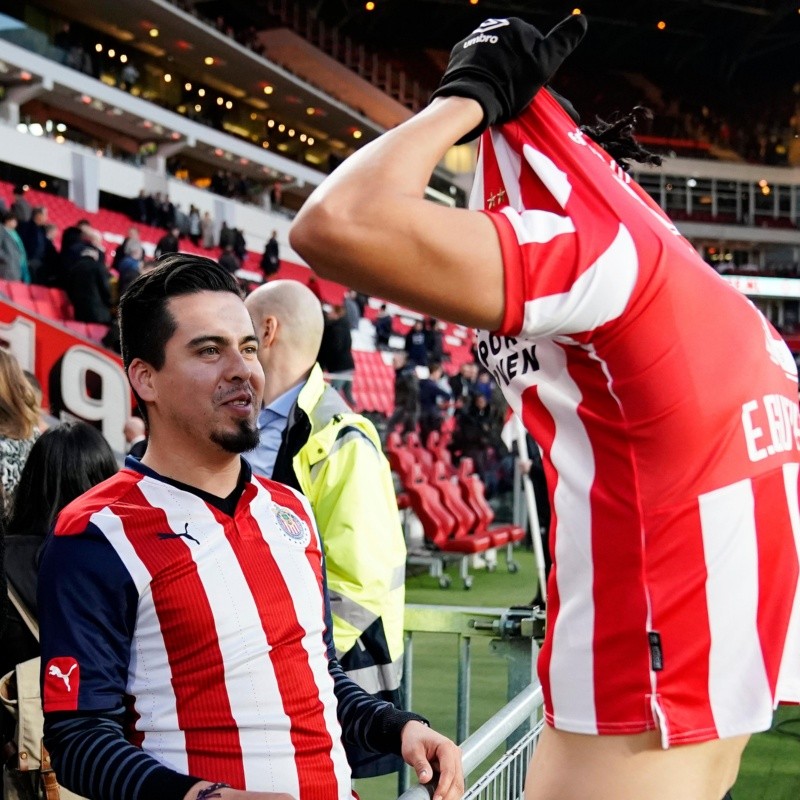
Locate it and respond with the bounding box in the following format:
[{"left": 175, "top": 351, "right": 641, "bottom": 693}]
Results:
[
  {"left": 474, "top": 89, "right": 800, "bottom": 745},
  {"left": 42, "top": 461, "right": 354, "bottom": 797}
]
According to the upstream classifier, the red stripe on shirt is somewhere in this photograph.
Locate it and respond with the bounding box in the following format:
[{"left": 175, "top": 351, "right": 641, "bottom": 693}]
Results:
[
  {"left": 564, "top": 347, "right": 653, "bottom": 731},
  {"left": 117, "top": 486, "right": 245, "bottom": 787},
  {"left": 646, "top": 500, "right": 716, "bottom": 741},
  {"left": 223, "top": 481, "right": 339, "bottom": 800}
]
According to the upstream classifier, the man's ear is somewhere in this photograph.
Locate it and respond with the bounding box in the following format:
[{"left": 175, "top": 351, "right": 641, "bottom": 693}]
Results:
[
  {"left": 128, "top": 358, "right": 157, "bottom": 403},
  {"left": 261, "top": 315, "right": 279, "bottom": 348}
]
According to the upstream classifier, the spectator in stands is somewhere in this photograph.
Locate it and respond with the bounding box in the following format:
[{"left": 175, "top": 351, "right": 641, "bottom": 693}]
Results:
[
  {"left": 261, "top": 230, "right": 280, "bottom": 277},
  {"left": 474, "top": 370, "right": 494, "bottom": 403},
  {"left": 0, "top": 349, "right": 40, "bottom": 507},
  {"left": 318, "top": 304, "right": 355, "bottom": 405},
  {"left": 200, "top": 210, "right": 215, "bottom": 248},
  {"left": 344, "top": 289, "right": 361, "bottom": 330},
  {"left": 418, "top": 361, "right": 452, "bottom": 441},
  {"left": 449, "top": 394, "right": 497, "bottom": 487},
  {"left": 123, "top": 416, "right": 147, "bottom": 458},
  {"left": 154, "top": 225, "right": 180, "bottom": 259},
  {"left": 233, "top": 227, "right": 247, "bottom": 264},
  {"left": 64, "top": 229, "right": 112, "bottom": 324},
  {"left": 375, "top": 304, "right": 394, "bottom": 349},
  {"left": 38, "top": 223, "right": 61, "bottom": 287},
  {"left": 157, "top": 195, "right": 175, "bottom": 229},
  {"left": 424, "top": 317, "right": 444, "bottom": 363},
  {"left": 0, "top": 422, "right": 118, "bottom": 679},
  {"left": 132, "top": 189, "right": 148, "bottom": 224},
  {"left": 245, "top": 281, "right": 408, "bottom": 777},
  {"left": 218, "top": 243, "right": 240, "bottom": 274},
  {"left": 405, "top": 319, "right": 428, "bottom": 367},
  {"left": 449, "top": 361, "right": 478, "bottom": 409},
  {"left": 9, "top": 186, "right": 31, "bottom": 224},
  {"left": 173, "top": 203, "right": 189, "bottom": 237},
  {"left": 144, "top": 192, "right": 159, "bottom": 226},
  {"left": 18, "top": 206, "right": 49, "bottom": 283},
  {"left": 113, "top": 227, "right": 142, "bottom": 270},
  {"left": 0, "top": 211, "right": 26, "bottom": 282},
  {"left": 38, "top": 256, "right": 461, "bottom": 800},
  {"left": 116, "top": 244, "right": 143, "bottom": 298},
  {"left": 387, "top": 352, "right": 419, "bottom": 435},
  {"left": 218, "top": 220, "right": 235, "bottom": 250},
  {"left": 187, "top": 205, "right": 201, "bottom": 246},
  {"left": 288, "top": 13, "right": 799, "bottom": 800},
  {"left": 60, "top": 218, "right": 93, "bottom": 271}
]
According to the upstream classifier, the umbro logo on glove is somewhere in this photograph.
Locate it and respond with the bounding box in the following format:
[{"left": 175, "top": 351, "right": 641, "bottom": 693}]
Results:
[
  {"left": 430, "top": 14, "right": 587, "bottom": 143},
  {"left": 463, "top": 18, "right": 510, "bottom": 47}
]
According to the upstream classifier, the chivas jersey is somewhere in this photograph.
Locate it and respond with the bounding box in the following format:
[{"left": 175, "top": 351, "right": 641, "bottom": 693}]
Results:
[
  {"left": 39, "top": 458, "right": 353, "bottom": 798},
  {"left": 474, "top": 89, "right": 800, "bottom": 745}
]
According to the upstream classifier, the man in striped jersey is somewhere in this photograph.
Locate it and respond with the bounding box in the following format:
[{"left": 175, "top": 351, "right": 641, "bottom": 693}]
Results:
[
  {"left": 288, "top": 14, "right": 800, "bottom": 800},
  {"left": 38, "top": 256, "right": 462, "bottom": 800}
]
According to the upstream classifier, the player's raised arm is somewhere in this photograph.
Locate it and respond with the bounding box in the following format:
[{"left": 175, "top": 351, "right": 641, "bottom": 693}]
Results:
[{"left": 289, "top": 15, "right": 586, "bottom": 330}]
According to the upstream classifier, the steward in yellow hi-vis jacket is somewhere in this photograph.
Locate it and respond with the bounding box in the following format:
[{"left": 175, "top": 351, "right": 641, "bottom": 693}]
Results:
[{"left": 272, "top": 363, "right": 407, "bottom": 778}]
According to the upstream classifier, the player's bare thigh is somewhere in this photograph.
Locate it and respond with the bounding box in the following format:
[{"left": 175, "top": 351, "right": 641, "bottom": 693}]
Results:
[{"left": 525, "top": 725, "right": 748, "bottom": 800}]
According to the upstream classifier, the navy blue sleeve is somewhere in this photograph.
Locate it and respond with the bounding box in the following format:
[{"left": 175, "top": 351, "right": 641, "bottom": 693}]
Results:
[
  {"left": 38, "top": 525, "right": 138, "bottom": 714},
  {"left": 319, "top": 553, "right": 427, "bottom": 755},
  {"left": 39, "top": 527, "right": 202, "bottom": 800},
  {"left": 44, "top": 714, "right": 200, "bottom": 800}
]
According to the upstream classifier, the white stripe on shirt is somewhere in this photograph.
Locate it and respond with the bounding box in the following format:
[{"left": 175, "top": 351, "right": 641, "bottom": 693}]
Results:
[{"left": 699, "top": 479, "right": 773, "bottom": 737}]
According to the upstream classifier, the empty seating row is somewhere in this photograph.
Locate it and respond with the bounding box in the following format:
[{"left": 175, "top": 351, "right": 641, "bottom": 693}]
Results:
[
  {"left": 0, "top": 280, "right": 74, "bottom": 321},
  {"left": 351, "top": 350, "right": 394, "bottom": 415},
  {"left": 0, "top": 279, "right": 108, "bottom": 342},
  {"left": 387, "top": 431, "right": 524, "bottom": 588}
]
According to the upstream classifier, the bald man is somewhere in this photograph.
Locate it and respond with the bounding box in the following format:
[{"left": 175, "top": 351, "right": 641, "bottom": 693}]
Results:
[{"left": 244, "top": 281, "right": 408, "bottom": 779}]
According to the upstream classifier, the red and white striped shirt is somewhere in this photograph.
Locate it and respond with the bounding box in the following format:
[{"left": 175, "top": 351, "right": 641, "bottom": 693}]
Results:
[
  {"left": 43, "top": 461, "right": 353, "bottom": 797},
  {"left": 474, "top": 89, "right": 800, "bottom": 745}
]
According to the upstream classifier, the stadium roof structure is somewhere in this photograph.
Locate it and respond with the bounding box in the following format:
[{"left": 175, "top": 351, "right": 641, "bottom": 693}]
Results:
[{"left": 241, "top": 0, "right": 800, "bottom": 95}]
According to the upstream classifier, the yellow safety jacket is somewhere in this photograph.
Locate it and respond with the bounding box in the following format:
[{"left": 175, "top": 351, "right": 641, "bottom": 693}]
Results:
[{"left": 271, "top": 365, "right": 407, "bottom": 776}]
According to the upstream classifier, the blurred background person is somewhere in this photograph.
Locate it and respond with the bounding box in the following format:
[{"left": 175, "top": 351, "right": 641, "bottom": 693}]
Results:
[
  {"left": 0, "top": 350, "right": 40, "bottom": 507},
  {"left": 0, "top": 421, "right": 118, "bottom": 678}
]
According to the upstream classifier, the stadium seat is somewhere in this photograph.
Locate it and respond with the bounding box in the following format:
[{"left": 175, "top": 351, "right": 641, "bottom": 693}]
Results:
[
  {"left": 404, "top": 431, "right": 435, "bottom": 477},
  {"left": 457, "top": 458, "right": 525, "bottom": 572}
]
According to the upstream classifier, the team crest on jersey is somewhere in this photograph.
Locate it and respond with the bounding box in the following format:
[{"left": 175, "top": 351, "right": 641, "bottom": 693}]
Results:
[{"left": 271, "top": 503, "right": 311, "bottom": 546}]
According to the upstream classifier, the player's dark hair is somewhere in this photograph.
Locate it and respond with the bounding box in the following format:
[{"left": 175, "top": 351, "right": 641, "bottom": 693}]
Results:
[
  {"left": 119, "top": 254, "right": 242, "bottom": 420},
  {"left": 581, "top": 106, "right": 663, "bottom": 172}
]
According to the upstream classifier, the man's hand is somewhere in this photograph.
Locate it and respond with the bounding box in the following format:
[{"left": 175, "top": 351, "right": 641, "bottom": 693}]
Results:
[
  {"left": 400, "top": 721, "right": 464, "bottom": 800},
  {"left": 183, "top": 783, "right": 295, "bottom": 800},
  {"left": 430, "top": 14, "right": 587, "bottom": 143}
]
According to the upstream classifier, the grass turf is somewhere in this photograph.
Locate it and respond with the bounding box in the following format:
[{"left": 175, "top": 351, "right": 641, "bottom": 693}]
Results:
[{"left": 354, "top": 548, "right": 800, "bottom": 799}]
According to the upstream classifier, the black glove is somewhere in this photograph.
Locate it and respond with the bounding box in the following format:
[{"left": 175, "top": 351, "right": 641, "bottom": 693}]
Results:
[{"left": 430, "top": 14, "right": 588, "bottom": 143}]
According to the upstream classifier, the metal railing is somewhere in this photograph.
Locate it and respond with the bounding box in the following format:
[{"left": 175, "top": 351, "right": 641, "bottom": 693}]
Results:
[
  {"left": 398, "top": 683, "right": 544, "bottom": 800},
  {"left": 398, "top": 604, "right": 544, "bottom": 797}
]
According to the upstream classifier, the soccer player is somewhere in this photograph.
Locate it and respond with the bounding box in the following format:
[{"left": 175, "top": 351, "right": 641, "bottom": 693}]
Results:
[
  {"left": 38, "top": 255, "right": 462, "bottom": 800},
  {"left": 288, "top": 15, "right": 800, "bottom": 800}
]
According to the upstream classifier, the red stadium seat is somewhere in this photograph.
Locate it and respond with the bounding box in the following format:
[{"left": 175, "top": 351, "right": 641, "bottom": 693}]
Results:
[{"left": 457, "top": 458, "right": 525, "bottom": 572}]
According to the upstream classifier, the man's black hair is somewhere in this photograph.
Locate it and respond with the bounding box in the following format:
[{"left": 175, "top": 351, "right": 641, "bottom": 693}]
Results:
[
  {"left": 581, "top": 106, "right": 663, "bottom": 172},
  {"left": 119, "top": 254, "right": 242, "bottom": 419}
]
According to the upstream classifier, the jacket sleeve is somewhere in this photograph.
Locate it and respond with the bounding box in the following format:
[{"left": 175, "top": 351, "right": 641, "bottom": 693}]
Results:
[
  {"left": 304, "top": 424, "right": 406, "bottom": 656},
  {"left": 320, "top": 560, "right": 425, "bottom": 755}
]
